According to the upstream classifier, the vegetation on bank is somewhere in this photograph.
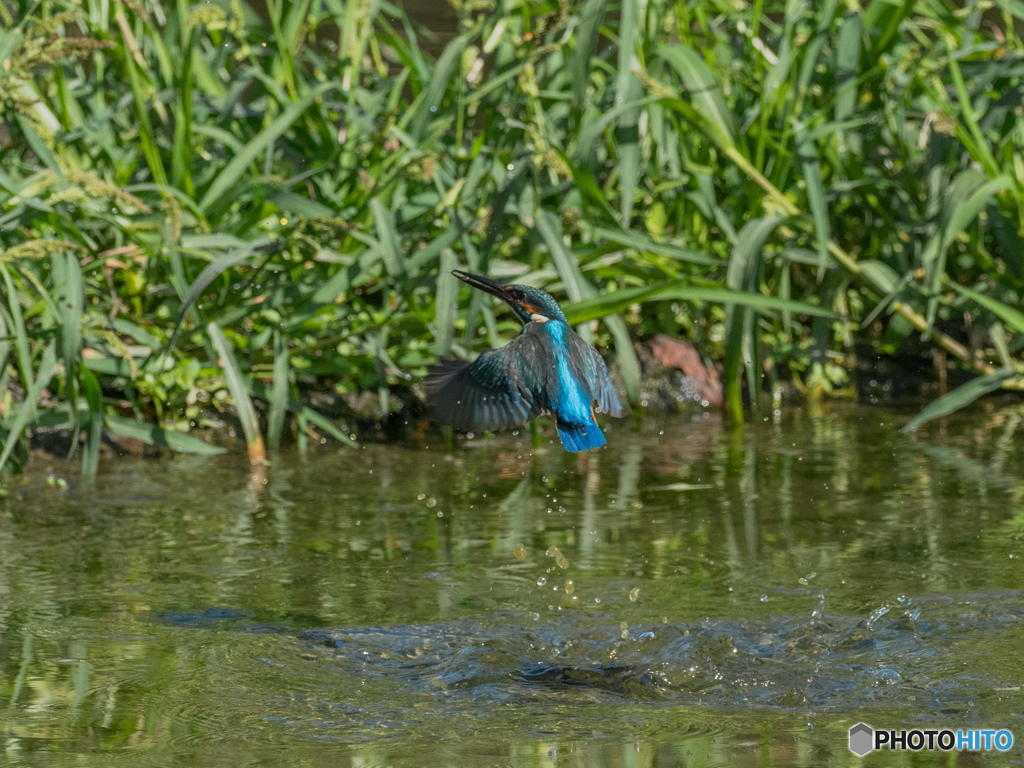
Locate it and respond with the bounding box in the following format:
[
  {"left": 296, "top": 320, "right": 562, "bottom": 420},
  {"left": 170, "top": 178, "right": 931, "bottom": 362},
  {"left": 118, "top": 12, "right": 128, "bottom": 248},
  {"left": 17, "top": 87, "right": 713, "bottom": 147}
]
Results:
[{"left": 1, "top": 0, "right": 1023, "bottom": 476}]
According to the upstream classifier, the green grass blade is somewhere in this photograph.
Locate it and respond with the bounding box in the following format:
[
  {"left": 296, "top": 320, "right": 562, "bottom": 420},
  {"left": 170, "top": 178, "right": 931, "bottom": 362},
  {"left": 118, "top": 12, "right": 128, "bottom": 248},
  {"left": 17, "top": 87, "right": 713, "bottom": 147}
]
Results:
[
  {"left": 559, "top": 150, "right": 618, "bottom": 221},
  {"left": 949, "top": 282, "right": 1024, "bottom": 335},
  {"left": 796, "top": 0, "right": 838, "bottom": 100},
  {"left": 80, "top": 366, "right": 103, "bottom": 481},
  {"left": 901, "top": 368, "right": 1019, "bottom": 432},
  {"left": 537, "top": 210, "right": 587, "bottom": 302},
  {"left": 198, "top": 81, "right": 333, "bottom": 212},
  {"left": 589, "top": 226, "right": 717, "bottom": 265},
  {"left": 207, "top": 322, "right": 266, "bottom": 464},
  {"left": 603, "top": 313, "right": 641, "bottom": 408},
  {"left": 170, "top": 25, "right": 197, "bottom": 197},
  {"left": 834, "top": 12, "right": 861, "bottom": 153},
  {"left": 267, "top": 329, "right": 289, "bottom": 449},
  {"left": 0, "top": 302, "right": 8, "bottom": 377},
  {"left": 120, "top": 32, "right": 168, "bottom": 187},
  {"left": 615, "top": 0, "right": 642, "bottom": 224},
  {"left": 370, "top": 199, "right": 406, "bottom": 278},
  {"left": 0, "top": 264, "right": 30, "bottom": 392},
  {"left": 160, "top": 241, "right": 274, "bottom": 359},
  {"left": 795, "top": 123, "right": 830, "bottom": 277},
  {"left": 572, "top": 0, "right": 608, "bottom": 108},
  {"left": 14, "top": 115, "right": 64, "bottom": 180},
  {"left": 944, "top": 34, "right": 1002, "bottom": 178},
  {"left": 576, "top": 96, "right": 660, "bottom": 152},
  {"left": 251, "top": 380, "right": 357, "bottom": 447},
  {"left": 434, "top": 248, "right": 457, "bottom": 358},
  {"left": 0, "top": 341, "right": 56, "bottom": 474},
  {"left": 537, "top": 209, "right": 592, "bottom": 340},
  {"left": 922, "top": 172, "right": 1012, "bottom": 329},
  {"left": 54, "top": 252, "right": 84, "bottom": 376},
  {"left": 657, "top": 44, "right": 736, "bottom": 148},
  {"left": 723, "top": 218, "right": 782, "bottom": 421},
  {"left": 300, "top": 405, "right": 358, "bottom": 447},
  {"left": 409, "top": 34, "right": 468, "bottom": 140},
  {"left": 106, "top": 414, "right": 227, "bottom": 455},
  {"left": 564, "top": 283, "right": 838, "bottom": 324},
  {"left": 864, "top": 0, "right": 915, "bottom": 59}
]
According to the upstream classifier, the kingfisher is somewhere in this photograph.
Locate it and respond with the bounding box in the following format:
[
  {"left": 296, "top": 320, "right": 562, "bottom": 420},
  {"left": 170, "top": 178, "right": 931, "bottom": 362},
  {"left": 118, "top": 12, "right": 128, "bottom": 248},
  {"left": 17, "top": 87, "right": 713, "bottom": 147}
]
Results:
[{"left": 426, "top": 270, "right": 624, "bottom": 452}]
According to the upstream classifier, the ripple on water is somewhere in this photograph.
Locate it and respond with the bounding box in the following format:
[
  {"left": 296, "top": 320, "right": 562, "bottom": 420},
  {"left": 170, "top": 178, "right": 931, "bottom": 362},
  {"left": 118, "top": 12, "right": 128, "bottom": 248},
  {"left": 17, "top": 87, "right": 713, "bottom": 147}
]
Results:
[{"left": 296, "top": 591, "right": 1023, "bottom": 732}]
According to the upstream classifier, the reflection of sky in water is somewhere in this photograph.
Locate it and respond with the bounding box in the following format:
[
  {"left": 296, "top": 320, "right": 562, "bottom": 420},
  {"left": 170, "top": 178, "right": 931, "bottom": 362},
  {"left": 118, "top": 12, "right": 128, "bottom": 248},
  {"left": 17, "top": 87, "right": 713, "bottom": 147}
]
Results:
[{"left": 1, "top": 403, "right": 1022, "bottom": 766}]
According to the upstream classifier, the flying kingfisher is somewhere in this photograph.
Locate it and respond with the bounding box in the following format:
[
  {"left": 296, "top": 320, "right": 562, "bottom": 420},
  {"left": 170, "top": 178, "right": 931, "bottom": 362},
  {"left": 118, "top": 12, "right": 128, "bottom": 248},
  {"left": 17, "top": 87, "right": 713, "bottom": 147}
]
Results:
[{"left": 426, "top": 270, "right": 624, "bottom": 452}]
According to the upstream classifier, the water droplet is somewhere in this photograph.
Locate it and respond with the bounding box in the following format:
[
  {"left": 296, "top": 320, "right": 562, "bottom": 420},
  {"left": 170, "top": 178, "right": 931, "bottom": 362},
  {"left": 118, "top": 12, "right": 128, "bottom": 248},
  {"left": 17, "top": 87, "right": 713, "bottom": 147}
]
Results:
[
  {"left": 536, "top": 576, "right": 547, "bottom": 587},
  {"left": 416, "top": 493, "right": 426, "bottom": 501},
  {"left": 628, "top": 587, "right": 640, "bottom": 602},
  {"left": 563, "top": 579, "right": 574, "bottom": 596},
  {"left": 425, "top": 497, "right": 437, "bottom": 508},
  {"left": 760, "top": 594, "right": 768, "bottom": 602},
  {"left": 545, "top": 546, "right": 569, "bottom": 569},
  {"left": 619, "top": 622, "right": 629, "bottom": 640},
  {"left": 512, "top": 544, "right": 527, "bottom": 560}
]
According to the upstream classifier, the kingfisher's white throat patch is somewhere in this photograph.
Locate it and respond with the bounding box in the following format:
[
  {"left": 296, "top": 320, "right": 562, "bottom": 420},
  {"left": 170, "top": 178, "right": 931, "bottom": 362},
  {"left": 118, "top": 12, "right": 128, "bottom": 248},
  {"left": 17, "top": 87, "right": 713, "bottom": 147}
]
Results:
[{"left": 529, "top": 313, "right": 549, "bottom": 323}]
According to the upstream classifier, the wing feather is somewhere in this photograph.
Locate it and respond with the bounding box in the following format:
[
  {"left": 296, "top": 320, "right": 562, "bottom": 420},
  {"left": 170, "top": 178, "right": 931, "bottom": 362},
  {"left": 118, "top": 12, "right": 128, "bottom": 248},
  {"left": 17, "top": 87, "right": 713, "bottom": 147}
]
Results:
[
  {"left": 565, "top": 329, "right": 626, "bottom": 417},
  {"left": 426, "top": 333, "right": 543, "bottom": 432}
]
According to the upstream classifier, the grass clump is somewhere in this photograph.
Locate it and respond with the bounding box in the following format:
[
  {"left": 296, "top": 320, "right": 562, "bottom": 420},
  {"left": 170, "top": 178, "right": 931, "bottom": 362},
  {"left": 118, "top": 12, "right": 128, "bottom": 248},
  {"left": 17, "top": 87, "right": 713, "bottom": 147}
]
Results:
[{"left": 1, "top": 0, "right": 1023, "bottom": 476}]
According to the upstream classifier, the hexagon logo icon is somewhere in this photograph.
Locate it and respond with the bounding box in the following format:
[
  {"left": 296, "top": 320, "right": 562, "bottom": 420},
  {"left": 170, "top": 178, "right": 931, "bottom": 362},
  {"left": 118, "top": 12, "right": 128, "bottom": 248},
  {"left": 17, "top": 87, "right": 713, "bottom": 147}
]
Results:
[{"left": 849, "top": 722, "right": 874, "bottom": 756}]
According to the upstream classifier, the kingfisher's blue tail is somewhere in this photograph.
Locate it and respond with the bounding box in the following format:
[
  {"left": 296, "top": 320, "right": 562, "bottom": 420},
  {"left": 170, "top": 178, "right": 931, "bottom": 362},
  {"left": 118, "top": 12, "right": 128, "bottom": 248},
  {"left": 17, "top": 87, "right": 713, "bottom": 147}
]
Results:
[{"left": 556, "top": 421, "right": 606, "bottom": 452}]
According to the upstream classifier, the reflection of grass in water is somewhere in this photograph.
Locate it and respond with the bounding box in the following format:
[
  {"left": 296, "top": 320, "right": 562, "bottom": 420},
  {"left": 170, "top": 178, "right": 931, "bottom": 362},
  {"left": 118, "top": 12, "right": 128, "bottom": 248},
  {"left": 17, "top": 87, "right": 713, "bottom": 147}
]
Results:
[
  {"left": 1, "top": 410, "right": 1023, "bottom": 762},
  {"left": 915, "top": 443, "right": 1020, "bottom": 492},
  {"left": 3, "top": 0, "right": 1024, "bottom": 477}
]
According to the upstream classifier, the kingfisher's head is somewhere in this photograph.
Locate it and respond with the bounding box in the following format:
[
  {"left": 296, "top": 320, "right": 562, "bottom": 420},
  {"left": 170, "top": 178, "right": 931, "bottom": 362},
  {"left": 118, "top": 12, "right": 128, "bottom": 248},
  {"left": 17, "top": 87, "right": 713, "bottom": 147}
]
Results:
[{"left": 452, "top": 270, "right": 567, "bottom": 325}]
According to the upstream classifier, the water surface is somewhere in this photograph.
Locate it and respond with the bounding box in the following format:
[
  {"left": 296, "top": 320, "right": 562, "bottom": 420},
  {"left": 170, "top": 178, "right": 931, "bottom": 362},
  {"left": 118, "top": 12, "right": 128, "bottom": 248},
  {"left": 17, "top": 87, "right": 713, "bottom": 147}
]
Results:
[{"left": 1, "top": 404, "right": 1022, "bottom": 766}]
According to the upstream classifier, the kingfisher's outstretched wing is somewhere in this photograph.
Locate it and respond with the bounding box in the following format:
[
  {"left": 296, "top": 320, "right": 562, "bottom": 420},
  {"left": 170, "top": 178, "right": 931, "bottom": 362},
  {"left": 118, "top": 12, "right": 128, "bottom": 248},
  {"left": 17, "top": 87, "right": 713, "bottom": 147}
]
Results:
[
  {"left": 426, "top": 333, "right": 544, "bottom": 432},
  {"left": 566, "top": 330, "right": 626, "bottom": 417}
]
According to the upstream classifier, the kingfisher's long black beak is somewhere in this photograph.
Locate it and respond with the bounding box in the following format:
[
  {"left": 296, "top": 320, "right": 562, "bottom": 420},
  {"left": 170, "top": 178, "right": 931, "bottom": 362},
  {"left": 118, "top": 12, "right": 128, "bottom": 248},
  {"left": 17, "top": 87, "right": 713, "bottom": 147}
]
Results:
[{"left": 452, "top": 270, "right": 513, "bottom": 302}]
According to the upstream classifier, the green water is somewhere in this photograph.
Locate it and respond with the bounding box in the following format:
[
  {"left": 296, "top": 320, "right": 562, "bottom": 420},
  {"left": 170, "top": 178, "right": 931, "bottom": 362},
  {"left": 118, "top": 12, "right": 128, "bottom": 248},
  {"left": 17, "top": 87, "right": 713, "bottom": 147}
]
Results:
[{"left": 1, "top": 404, "right": 1022, "bottom": 767}]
